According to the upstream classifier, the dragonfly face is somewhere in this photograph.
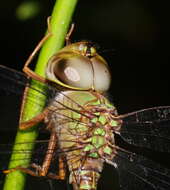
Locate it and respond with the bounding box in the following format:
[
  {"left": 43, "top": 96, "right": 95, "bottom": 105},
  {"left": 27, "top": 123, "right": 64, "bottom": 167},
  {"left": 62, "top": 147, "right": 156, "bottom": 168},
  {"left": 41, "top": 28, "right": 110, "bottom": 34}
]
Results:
[
  {"left": 45, "top": 41, "right": 111, "bottom": 91},
  {"left": 0, "top": 40, "right": 170, "bottom": 190}
]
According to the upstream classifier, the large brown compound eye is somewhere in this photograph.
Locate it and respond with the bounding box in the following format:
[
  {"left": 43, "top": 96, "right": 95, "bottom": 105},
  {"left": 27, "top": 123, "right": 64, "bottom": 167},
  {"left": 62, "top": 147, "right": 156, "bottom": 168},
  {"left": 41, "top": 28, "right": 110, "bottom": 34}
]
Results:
[
  {"left": 45, "top": 42, "right": 111, "bottom": 91},
  {"left": 46, "top": 53, "right": 94, "bottom": 89},
  {"left": 91, "top": 56, "right": 111, "bottom": 92}
]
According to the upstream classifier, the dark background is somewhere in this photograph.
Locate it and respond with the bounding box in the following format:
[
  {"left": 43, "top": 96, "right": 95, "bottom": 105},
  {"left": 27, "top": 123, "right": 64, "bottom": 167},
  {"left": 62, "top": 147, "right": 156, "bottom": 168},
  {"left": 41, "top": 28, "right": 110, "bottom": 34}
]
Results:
[
  {"left": 0, "top": 0, "right": 169, "bottom": 111},
  {"left": 0, "top": 0, "right": 170, "bottom": 190}
]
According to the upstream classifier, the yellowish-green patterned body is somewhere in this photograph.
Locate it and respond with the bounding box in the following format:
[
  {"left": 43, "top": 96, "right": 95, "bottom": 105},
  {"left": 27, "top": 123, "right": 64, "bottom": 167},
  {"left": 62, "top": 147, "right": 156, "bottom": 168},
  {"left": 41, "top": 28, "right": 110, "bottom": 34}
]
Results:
[{"left": 46, "top": 90, "right": 121, "bottom": 190}]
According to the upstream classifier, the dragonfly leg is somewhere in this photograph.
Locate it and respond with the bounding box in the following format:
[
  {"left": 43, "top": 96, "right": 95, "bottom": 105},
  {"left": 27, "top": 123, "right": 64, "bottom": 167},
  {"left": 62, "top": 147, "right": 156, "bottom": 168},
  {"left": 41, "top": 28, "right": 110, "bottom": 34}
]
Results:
[
  {"left": 43, "top": 156, "right": 67, "bottom": 180},
  {"left": 3, "top": 165, "right": 40, "bottom": 177},
  {"left": 23, "top": 17, "right": 52, "bottom": 83},
  {"left": 31, "top": 158, "right": 67, "bottom": 180},
  {"left": 3, "top": 163, "right": 65, "bottom": 179},
  {"left": 4, "top": 130, "right": 58, "bottom": 177},
  {"left": 65, "top": 23, "right": 75, "bottom": 45},
  {"left": 57, "top": 156, "right": 66, "bottom": 180},
  {"left": 35, "top": 130, "right": 57, "bottom": 176},
  {"left": 19, "top": 85, "right": 29, "bottom": 121},
  {"left": 19, "top": 108, "right": 50, "bottom": 130}
]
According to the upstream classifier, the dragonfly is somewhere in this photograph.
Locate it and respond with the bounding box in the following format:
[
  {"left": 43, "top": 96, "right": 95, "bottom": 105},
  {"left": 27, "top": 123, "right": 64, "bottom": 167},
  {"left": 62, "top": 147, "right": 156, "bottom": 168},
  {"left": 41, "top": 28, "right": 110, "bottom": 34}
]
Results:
[{"left": 0, "top": 25, "right": 170, "bottom": 190}]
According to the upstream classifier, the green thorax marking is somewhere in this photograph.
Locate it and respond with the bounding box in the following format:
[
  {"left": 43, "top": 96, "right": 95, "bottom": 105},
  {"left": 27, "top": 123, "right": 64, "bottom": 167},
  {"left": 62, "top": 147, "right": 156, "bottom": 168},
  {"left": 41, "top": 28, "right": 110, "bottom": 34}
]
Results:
[{"left": 58, "top": 91, "right": 118, "bottom": 159}]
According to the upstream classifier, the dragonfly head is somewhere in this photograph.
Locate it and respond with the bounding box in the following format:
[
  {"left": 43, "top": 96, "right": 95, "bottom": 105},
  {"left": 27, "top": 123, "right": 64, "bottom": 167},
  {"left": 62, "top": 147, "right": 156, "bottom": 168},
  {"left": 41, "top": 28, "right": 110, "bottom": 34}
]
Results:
[{"left": 45, "top": 41, "right": 111, "bottom": 92}]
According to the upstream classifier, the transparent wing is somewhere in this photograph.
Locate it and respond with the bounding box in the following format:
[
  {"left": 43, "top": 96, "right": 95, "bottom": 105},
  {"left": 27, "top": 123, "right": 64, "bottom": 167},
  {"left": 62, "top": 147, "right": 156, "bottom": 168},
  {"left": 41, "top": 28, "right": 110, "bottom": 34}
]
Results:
[
  {"left": 120, "top": 106, "right": 170, "bottom": 152},
  {"left": 114, "top": 147, "right": 170, "bottom": 190},
  {"left": 0, "top": 65, "right": 29, "bottom": 94}
]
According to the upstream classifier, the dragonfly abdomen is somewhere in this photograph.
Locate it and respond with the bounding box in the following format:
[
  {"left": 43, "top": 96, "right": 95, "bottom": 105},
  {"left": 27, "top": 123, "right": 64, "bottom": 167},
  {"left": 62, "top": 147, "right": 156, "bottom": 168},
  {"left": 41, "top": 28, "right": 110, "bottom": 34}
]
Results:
[{"left": 69, "top": 158, "right": 103, "bottom": 190}]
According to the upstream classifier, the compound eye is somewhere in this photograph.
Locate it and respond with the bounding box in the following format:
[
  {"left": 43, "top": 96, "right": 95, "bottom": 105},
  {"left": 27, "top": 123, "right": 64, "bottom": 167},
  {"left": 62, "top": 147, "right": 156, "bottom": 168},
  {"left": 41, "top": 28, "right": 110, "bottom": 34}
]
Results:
[
  {"left": 46, "top": 53, "right": 94, "bottom": 89},
  {"left": 91, "top": 56, "right": 111, "bottom": 92}
]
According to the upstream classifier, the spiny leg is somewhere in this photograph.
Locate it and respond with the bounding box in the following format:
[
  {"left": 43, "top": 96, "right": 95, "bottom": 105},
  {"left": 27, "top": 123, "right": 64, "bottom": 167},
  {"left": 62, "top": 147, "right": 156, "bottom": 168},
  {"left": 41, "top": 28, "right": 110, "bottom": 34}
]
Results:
[
  {"left": 19, "top": 85, "right": 30, "bottom": 122},
  {"left": 46, "top": 156, "right": 66, "bottom": 180},
  {"left": 4, "top": 129, "right": 57, "bottom": 177},
  {"left": 19, "top": 107, "right": 50, "bottom": 130},
  {"left": 29, "top": 146, "right": 67, "bottom": 180},
  {"left": 37, "top": 130, "right": 57, "bottom": 176},
  {"left": 3, "top": 165, "right": 40, "bottom": 177},
  {"left": 57, "top": 156, "right": 66, "bottom": 180},
  {"left": 65, "top": 23, "right": 75, "bottom": 45}
]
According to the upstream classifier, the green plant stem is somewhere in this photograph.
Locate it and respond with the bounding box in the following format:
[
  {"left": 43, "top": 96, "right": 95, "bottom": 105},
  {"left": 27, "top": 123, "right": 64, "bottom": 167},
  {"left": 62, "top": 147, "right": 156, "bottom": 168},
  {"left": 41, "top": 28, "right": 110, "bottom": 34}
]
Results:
[{"left": 3, "top": 0, "right": 78, "bottom": 190}]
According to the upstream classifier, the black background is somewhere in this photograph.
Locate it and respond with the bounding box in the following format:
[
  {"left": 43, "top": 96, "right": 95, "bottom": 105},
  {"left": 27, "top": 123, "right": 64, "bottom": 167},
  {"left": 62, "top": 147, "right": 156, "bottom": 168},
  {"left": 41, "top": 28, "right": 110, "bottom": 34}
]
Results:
[{"left": 0, "top": 0, "right": 170, "bottom": 190}]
